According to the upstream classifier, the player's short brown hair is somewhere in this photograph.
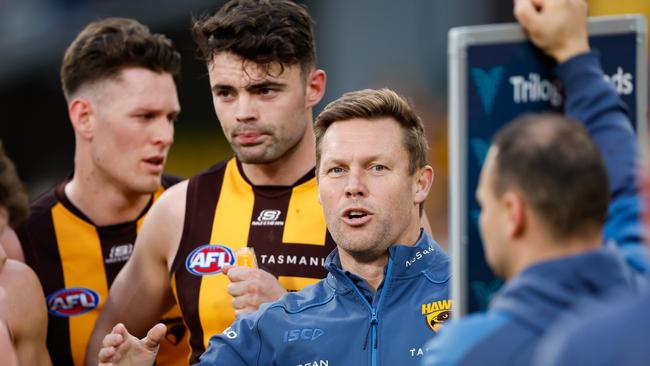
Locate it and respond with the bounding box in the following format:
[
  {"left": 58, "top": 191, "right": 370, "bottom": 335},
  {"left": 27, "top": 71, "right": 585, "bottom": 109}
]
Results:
[{"left": 61, "top": 17, "right": 181, "bottom": 100}]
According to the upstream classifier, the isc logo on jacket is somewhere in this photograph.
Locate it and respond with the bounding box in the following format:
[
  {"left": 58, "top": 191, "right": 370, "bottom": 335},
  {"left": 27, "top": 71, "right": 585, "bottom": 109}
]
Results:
[{"left": 185, "top": 244, "right": 235, "bottom": 276}]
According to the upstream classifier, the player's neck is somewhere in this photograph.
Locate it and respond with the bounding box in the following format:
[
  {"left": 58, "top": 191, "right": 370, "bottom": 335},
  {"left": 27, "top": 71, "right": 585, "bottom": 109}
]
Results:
[
  {"left": 508, "top": 229, "right": 603, "bottom": 280},
  {"left": 65, "top": 171, "right": 152, "bottom": 226},
  {"left": 241, "top": 130, "right": 316, "bottom": 186}
]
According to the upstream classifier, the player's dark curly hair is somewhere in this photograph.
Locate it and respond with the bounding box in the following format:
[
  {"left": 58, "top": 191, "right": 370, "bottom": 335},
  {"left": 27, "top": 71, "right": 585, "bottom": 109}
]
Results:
[{"left": 192, "top": 0, "right": 316, "bottom": 77}]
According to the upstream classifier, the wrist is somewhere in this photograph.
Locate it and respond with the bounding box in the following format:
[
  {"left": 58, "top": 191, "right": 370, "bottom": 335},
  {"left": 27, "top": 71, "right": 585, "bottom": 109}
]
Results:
[{"left": 552, "top": 41, "right": 590, "bottom": 63}]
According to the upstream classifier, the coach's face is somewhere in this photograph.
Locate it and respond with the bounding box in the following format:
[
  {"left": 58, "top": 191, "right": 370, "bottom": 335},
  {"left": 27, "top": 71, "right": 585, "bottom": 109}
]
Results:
[
  {"left": 208, "top": 52, "right": 325, "bottom": 165},
  {"left": 317, "top": 117, "right": 432, "bottom": 263}
]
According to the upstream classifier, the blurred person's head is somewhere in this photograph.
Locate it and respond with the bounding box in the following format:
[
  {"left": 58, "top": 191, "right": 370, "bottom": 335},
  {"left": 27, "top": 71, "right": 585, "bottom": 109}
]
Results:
[
  {"left": 191, "top": 0, "right": 325, "bottom": 166},
  {"left": 0, "top": 144, "right": 28, "bottom": 231},
  {"left": 0, "top": 143, "right": 28, "bottom": 244},
  {"left": 61, "top": 18, "right": 181, "bottom": 193},
  {"left": 476, "top": 113, "right": 609, "bottom": 279},
  {"left": 314, "top": 88, "right": 433, "bottom": 263}
]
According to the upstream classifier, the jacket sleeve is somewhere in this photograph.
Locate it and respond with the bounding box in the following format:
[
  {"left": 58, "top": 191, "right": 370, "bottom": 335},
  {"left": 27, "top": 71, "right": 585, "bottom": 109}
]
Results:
[
  {"left": 421, "top": 312, "right": 511, "bottom": 366},
  {"left": 194, "top": 314, "right": 263, "bottom": 366},
  {"left": 555, "top": 51, "right": 647, "bottom": 273}
]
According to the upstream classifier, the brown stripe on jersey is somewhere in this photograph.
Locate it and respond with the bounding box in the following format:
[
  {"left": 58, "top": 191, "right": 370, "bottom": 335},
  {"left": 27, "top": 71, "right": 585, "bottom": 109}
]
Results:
[
  {"left": 15, "top": 189, "right": 75, "bottom": 366},
  {"left": 171, "top": 160, "right": 228, "bottom": 364},
  {"left": 248, "top": 186, "right": 292, "bottom": 273},
  {"left": 96, "top": 223, "right": 138, "bottom": 286}
]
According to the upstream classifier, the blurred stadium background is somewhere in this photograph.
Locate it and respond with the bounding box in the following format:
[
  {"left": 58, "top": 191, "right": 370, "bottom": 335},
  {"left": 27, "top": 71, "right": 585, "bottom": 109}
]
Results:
[{"left": 0, "top": 0, "right": 647, "bottom": 249}]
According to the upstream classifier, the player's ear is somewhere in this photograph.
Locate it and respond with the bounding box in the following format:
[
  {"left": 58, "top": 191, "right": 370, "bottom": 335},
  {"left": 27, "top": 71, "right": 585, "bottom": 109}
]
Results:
[
  {"left": 502, "top": 192, "right": 526, "bottom": 239},
  {"left": 305, "top": 69, "right": 326, "bottom": 109},
  {"left": 68, "top": 97, "right": 95, "bottom": 140}
]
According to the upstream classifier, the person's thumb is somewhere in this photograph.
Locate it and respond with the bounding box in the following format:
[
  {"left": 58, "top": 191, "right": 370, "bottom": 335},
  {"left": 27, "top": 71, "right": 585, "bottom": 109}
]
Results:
[{"left": 143, "top": 323, "right": 167, "bottom": 350}]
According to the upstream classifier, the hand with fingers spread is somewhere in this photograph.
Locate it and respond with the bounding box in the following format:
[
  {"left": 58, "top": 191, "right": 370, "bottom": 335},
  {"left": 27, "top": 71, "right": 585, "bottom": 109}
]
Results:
[
  {"left": 98, "top": 323, "right": 165, "bottom": 366},
  {"left": 223, "top": 266, "right": 287, "bottom": 316},
  {"left": 514, "top": 0, "right": 590, "bottom": 62}
]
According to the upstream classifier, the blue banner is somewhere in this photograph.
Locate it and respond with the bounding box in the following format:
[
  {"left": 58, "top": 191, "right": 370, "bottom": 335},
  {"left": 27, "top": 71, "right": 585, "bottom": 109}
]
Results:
[{"left": 465, "top": 33, "right": 639, "bottom": 313}]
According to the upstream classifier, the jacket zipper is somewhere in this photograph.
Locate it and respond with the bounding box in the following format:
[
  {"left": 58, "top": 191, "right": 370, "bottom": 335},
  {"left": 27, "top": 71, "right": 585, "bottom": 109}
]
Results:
[{"left": 337, "top": 257, "right": 394, "bottom": 366}]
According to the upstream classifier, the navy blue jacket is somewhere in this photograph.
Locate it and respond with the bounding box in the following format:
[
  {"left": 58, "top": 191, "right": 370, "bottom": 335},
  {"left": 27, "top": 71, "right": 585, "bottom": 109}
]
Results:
[
  {"left": 197, "top": 232, "right": 450, "bottom": 366},
  {"left": 422, "top": 51, "right": 645, "bottom": 366},
  {"left": 423, "top": 248, "right": 642, "bottom": 366},
  {"left": 533, "top": 285, "right": 650, "bottom": 366}
]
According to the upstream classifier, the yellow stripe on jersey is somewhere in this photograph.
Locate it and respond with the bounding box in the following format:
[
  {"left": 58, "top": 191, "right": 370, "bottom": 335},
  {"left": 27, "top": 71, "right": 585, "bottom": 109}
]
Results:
[
  {"left": 278, "top": 276, "right": 321, "bottom": 292},
  {"left": 200, "top": 159, "right": 255, "bottom": 348},
  {"left": 51, "top": 203, "right": 108, "bottom": 366},
  {"left": 283, "top": 177, "right": 327, "bottom": 245}
]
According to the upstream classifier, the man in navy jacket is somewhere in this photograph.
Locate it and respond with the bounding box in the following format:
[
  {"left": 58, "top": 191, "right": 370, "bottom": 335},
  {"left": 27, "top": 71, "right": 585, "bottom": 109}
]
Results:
[
  {"left": 98, "top": 88, "right": 451, "bottom": 366},
  {"left": 422, "top": 0, "right": 644, "bottom": 365}
]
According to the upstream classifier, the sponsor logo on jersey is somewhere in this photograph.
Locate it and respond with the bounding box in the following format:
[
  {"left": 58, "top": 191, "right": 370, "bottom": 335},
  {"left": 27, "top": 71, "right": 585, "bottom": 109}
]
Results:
[
  {"left": 260, "top": 254, "right": 325, "bottom": 267},
  {"left": 252, "top": 209, "right": 284, "bottom": 226},
  {"left": 421, "top": 299, "right": 452, "bottom": 332},
  {"left": 185, "top": 244, "right": 235, "bottom": 276},
  {"left": 105, "top": 243, "right": 134, "bottom": 264},
  {"left": 46, "top": 287, "right": 100, "bottom": 317}
]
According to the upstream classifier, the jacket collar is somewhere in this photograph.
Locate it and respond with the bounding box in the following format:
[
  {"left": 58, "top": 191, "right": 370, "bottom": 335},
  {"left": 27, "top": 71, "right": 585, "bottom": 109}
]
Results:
[{"left": 324, "top": 230, "right": 449, "bottom": 292}]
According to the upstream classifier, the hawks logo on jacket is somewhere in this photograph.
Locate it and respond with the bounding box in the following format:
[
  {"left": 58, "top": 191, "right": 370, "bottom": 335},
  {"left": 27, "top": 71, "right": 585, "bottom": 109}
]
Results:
[
  {"left": 421, "top": 299, "right": 452, "bottom": 332},
  {"left": 186, "top": 244, "right": 235, "bottom": 275}
]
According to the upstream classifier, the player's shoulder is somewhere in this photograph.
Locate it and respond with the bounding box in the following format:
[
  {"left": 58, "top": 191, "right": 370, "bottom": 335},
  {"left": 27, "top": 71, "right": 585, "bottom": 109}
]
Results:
[
  {"left": 0, "top": 259, "right": 43, "bottom": 297},
  {"left": 150, "top": 179, "right": 189, "bottom": 216},
  {"left": 25, "top": 185, "right": 59, "bottom": 221}
]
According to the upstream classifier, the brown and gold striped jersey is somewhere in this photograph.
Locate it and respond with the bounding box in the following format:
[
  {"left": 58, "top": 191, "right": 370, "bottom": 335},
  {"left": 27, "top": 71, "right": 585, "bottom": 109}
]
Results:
[
  {"left": 16, "top": 175, "right": 190, "bottom": 366},
  {"left": 170, "top": 158, "right": 336, "bottom": 363}
]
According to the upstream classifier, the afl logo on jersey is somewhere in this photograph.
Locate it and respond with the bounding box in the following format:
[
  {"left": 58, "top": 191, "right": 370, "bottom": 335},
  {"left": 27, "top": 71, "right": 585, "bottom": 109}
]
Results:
[
  {"left": 46, "top": 287, "right": 100, "bottom": 317},
  {"left": 186, "top": 244, "right": 235, "bottom": 276}
]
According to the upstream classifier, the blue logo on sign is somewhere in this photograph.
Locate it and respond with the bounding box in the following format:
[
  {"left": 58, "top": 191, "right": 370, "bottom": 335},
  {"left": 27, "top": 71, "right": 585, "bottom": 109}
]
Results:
[{"left": 471, "top": 66, "right": 505, "bottom": 115}]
